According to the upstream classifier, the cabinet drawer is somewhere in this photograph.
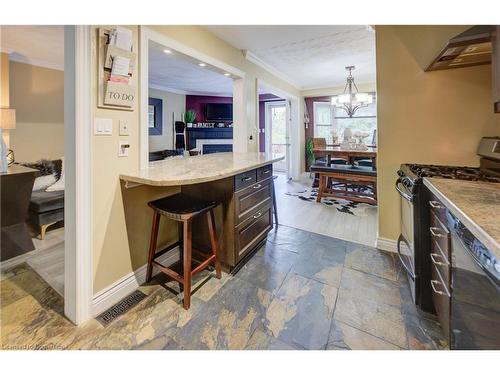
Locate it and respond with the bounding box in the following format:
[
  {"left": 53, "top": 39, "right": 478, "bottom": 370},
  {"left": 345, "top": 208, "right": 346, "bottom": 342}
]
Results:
[
  {"left": 234, "top": 204, "right": 272, "bottom": 262},
  {"left": 234, "top": 179, "right": 272, "bottom": 224},
  {"left": 430, "top": 211, "right": 450, "bottom": 259},
  {"left": 431, "top": 262, "right": 451, "bottom": 342},
  {"left": 234, "top": 169, "right": 257, "bottom": 192},
  {"left": 429, "top": 196, "right": 447, "bottom": 223},
  {"left": 257, "top": 164, "right": 273, "bottom": 181},
  {"left": 430, "top": 237, "right": 450, "bottom": 288}
]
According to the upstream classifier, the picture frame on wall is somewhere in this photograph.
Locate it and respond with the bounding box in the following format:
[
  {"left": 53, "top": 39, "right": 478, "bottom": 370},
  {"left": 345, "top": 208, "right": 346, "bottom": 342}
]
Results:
[{"left": 148, "top": 97, "right": 162, "bottom": 135}]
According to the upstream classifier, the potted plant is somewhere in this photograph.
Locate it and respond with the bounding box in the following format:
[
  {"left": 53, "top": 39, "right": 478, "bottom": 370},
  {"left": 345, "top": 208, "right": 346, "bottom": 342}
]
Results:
[
  {"left": 184, "top": 110, "right": 197, "bottom": 128},
  {"left": 306, "top": 137, "right": 315, "bottom": 171}
]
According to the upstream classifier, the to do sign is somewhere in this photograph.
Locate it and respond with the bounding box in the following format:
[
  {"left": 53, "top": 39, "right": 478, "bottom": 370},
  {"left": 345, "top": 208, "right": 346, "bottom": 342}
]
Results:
[{"left": 104, "top": 82, "right": 136, "bottom": 108}]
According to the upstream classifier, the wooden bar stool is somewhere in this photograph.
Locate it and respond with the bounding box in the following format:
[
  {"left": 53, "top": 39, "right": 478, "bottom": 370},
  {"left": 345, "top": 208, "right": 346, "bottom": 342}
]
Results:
[{"left": 145, "top": 193, "right": 222, "bottom": 309}]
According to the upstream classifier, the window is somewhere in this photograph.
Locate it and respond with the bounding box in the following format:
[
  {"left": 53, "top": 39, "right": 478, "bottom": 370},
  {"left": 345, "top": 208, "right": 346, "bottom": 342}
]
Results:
[
  {"left": 313, "top": 102, "right": 335, "bottom": 143},
  {"left": 313, "top": 95, "right": 377, "bottom": 144}
]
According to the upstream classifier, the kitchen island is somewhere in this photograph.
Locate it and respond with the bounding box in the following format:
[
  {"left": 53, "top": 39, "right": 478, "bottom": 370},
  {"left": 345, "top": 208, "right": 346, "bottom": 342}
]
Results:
[{"left": 120, "top": 152, "right": 284, "bottom": 269}]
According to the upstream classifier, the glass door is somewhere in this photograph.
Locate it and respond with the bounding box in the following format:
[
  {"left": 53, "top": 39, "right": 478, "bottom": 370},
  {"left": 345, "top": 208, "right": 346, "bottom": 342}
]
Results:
[{"left": 266, "top": 101, "right": 287, "bottom": 173}]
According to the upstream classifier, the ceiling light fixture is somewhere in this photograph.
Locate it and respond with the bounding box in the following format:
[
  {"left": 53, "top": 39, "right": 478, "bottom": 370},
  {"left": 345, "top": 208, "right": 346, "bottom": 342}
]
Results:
[
  {"left": 163, "top": 49, "right": 172, "bottom": 54},
  {"left": 198, "top": 62, "right": 206, "bottom": 67},
  {"left": 331, "top": 66, "right": 373, "bottom": 118}
]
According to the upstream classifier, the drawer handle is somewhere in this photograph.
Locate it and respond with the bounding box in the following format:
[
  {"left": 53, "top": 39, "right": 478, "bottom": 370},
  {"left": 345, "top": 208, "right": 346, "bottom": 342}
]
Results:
[
  {"left": 242, "top": 176, "right": 252, "bottom": 182},
  {"left": 263, "top": 170, "right": 271, "bottom": 174},
  {"left": 429, "top": 200, "right": 443, "bottom": 209},
  {"left": 430, "top": 226, "right": 446, "bottom": 238},
  {"left": 253, "top": 184, "right": 262, "bottom": 189},
  {"left": 253, "top": 212, "right": 263, "bottom": 219},
  {"left": 431, "top": 279, "right": 450, "bottom": 297},
  {"left": 430, "top": 252, "right": 448, "bottom": 267}
]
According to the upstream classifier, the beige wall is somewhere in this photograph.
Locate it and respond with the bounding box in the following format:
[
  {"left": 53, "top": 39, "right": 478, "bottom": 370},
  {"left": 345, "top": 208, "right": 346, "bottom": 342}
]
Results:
[
  {"left": 1, "top": 53, "right": 9, "bottom": 107},
  {"left": 148, "top": 88, "right": 185, "bottom": 152},
  {"left": 376, "top": 26, "right": 500, "bottom": 242},
  {"left": 9, "top": 61, "right": 64, "bottom": 162},
  {"left": 92, "top": 25, "right": 304, "bottom": 294}
]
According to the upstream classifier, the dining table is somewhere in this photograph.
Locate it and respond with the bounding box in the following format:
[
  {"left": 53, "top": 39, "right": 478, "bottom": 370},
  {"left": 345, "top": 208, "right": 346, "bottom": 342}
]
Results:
[{"left": 313, "top": 145, "right": 377, "bottom": 170}]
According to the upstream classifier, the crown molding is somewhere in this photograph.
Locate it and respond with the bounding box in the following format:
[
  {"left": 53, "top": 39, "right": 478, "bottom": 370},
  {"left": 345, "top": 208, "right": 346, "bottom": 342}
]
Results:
[
  {"left": 0, "top": 47, "right": 64, "bottom": 71},
  {"left": 243, "top": 50, "right": 301, "bottom": 90}
]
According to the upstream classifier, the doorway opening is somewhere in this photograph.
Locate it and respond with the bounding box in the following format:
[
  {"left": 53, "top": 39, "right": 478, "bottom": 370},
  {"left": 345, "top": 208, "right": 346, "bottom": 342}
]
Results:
[{"left": 257, "top": 80, "right": 300, "bottom": 181}]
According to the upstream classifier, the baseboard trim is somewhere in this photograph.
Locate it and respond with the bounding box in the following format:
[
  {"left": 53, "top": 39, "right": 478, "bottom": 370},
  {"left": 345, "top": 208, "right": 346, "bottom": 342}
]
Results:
[
  {"left": 92, "top": 247, "right": 179, "bottom": 316},
  {"left": 376, "top": 237, "right": 398, "bottom": 253}
]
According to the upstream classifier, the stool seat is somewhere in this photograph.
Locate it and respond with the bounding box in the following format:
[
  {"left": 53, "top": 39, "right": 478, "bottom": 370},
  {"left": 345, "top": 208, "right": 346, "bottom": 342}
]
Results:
[{"left": 148, "top": 193, "right": 215, "bottom": 218}]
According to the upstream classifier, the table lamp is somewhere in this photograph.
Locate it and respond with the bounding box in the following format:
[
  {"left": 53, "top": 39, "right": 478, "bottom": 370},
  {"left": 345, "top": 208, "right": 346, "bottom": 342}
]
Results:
[{"left": 0, "top": 107, "right": 16, "bottom": 173}]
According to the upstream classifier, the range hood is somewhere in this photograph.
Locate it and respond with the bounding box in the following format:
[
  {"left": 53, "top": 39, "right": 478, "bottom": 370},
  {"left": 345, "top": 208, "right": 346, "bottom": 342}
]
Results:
[{"left": 426, "top": 26, "right": 494, "bottom": 71}]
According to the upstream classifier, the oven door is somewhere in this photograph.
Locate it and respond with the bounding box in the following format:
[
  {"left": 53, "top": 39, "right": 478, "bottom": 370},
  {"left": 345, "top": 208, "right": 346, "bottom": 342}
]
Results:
[{"left": 396, "top": 178, "right": 417, "bottom": 298}]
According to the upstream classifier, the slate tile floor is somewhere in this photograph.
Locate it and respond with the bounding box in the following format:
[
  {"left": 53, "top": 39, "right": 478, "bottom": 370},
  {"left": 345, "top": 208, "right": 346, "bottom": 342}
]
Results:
[{"left": 0, "top": 225, "right": 447, "bottom": 350}]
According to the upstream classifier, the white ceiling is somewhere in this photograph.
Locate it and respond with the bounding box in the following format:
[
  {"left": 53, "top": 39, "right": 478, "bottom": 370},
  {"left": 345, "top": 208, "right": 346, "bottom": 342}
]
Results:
[
  {"left": 149, "top": 41, "right": 234, "bottom": 96},
  {"left": 205, "top": 25, "right": 376, "bottom": 90},
  {"left": 0, "top": 25, "right": 64, "bottom": 70}
]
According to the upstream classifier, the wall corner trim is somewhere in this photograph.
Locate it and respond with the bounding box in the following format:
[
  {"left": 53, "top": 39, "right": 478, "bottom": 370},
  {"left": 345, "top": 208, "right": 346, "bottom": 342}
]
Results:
[
  {"left": 92, "top": 249, "right": 179, "bottom": 317},
  {"left": 376, "top": 236, "right": 398, "bottom": 253}
]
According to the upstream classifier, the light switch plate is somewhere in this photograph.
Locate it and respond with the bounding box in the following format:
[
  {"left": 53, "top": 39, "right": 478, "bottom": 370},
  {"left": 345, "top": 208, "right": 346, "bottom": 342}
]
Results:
[
  {"left": 119, "top": 120, "right": 130, "bottom": 136},
  {"left": 94, "top": 118, "right": 113, "bottom": 135},
  {"left": 118, "top": 141, "right": 130, "bottom": 157}
]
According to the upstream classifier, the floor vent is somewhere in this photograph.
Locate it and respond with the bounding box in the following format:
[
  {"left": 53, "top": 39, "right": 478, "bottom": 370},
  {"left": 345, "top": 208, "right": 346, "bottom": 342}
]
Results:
[{"left": 96, "top": 290, "right": 147, "bottom": 327}]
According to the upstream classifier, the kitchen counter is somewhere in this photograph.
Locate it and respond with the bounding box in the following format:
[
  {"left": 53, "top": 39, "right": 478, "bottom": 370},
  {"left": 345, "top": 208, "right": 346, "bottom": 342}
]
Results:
[
  {"left": 120, "top": 152, "right": 283, "bottom": 186},
  {"left": 424, "top": 177, "right": 500, "bottom": 257}
]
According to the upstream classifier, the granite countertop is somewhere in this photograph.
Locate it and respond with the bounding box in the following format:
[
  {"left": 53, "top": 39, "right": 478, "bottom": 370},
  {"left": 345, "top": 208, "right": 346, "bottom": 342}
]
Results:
[
  {"left": 120, "top": 152, "right": 284, "bottom": 186},
  {"left": 424, "top": 177, "right": 500, "bottom": 257}
]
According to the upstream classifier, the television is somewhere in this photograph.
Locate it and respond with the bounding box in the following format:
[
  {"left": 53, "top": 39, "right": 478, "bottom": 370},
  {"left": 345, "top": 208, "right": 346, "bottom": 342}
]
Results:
[{"left": 205, "top": 103, "right": 233, "bottom": 121}]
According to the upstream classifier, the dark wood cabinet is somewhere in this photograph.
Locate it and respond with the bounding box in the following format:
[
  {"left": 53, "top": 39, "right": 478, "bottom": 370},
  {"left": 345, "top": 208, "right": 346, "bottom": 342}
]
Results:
[
  {"left": 492, "top": 26, "right": 500, "bottom": 113},
  {"left": 234, "top": 178, "right": 272, "bottom": 224},
  {"left": 182, "top": 164, "right": 274, "bottom": 270}
]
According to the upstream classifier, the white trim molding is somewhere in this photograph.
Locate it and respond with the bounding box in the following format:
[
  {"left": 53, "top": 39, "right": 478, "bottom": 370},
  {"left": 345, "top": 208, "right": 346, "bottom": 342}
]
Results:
[
  {"left": 376, "top": 236, "right": 398, "bottom": 253},
  {"left": 244, "top": 50, "right": 300, "bottom": 90},
  {"left": 1, "top": 49, "right": 64, "bottom": 71},
  {"left": 92, "top": 248, "right": 179, "bottom": 316},
  {"left": 63, "top": 25, "right": 93, "bottom": 325}
]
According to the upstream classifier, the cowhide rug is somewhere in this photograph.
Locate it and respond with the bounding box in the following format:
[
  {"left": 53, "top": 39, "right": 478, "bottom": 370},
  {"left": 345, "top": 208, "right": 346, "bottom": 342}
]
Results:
[{"left": 284, "top": 187, "right": 377, "bottom": 217}]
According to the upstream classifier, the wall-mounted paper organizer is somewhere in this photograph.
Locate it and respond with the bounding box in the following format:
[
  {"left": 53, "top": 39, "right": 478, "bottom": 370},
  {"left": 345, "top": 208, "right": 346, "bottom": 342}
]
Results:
[{"left": 97, "top": 27, "right": 137, "bottom": 111}]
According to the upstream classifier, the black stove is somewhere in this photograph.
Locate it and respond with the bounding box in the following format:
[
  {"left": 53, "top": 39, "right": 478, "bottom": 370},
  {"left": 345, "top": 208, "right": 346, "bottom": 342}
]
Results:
[{"left": 395, "top": 137, "right": 500, "bottom": 314}]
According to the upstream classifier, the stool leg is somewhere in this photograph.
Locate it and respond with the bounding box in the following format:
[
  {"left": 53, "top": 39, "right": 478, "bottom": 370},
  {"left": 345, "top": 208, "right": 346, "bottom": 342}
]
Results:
[
  {"left": 182, "top": 219, "right": 193, "bottom": 310},
  {"left": 146, "top": 211, "right": 161, "bottom": 283},
  {"left": 177, "top": 221, "right": 184, "bottom": 293},
  {"left": 272, "top": 181, "right": 278, "bottom": 226},
  {"left": 207, "top": 209, "right": 222, "bottom": 279},
  {"left": 317, "top": 175, "right": 325, "bottom": 203}
]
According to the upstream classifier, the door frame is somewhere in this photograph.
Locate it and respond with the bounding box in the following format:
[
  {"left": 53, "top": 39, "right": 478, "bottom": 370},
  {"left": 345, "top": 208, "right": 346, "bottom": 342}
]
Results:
[
  {"left": 264, "top": 100, "right": 287, "bottom": 172},
  {"left": 257, "top": 79, "right": 301, "bottom": 180},
  {"left": 64, "top": 25, "right": 93, "bottom": 324}
]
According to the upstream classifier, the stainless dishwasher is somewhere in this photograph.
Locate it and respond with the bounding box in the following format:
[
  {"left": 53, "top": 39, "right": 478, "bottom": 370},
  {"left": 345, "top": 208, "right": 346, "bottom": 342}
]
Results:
[{"left": 447, "top": 210, "right": 500, "bottom": 349}]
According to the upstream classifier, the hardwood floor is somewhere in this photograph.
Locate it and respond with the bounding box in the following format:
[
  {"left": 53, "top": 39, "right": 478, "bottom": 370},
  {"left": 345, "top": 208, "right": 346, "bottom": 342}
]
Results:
[
  {"left": 274, "top": 173, "right": 378, "bottom": 247},
  {"left": 25, "top": 227, "right": 65, "bottom": 296}
]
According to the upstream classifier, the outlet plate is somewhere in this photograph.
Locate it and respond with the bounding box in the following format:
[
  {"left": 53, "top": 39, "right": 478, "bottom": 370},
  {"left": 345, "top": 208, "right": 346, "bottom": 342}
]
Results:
[
  {"left": 119, "top": 120, "right": 130, "bottom": 136},
  {"left": 118, "top": 141, "right": 130, "bottom": 157}
]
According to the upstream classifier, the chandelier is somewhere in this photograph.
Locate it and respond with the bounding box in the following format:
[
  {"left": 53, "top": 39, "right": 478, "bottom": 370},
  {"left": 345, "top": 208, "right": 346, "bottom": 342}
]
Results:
[{"left": 331, "top": 66, "right": 373, "bottom": 117}]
